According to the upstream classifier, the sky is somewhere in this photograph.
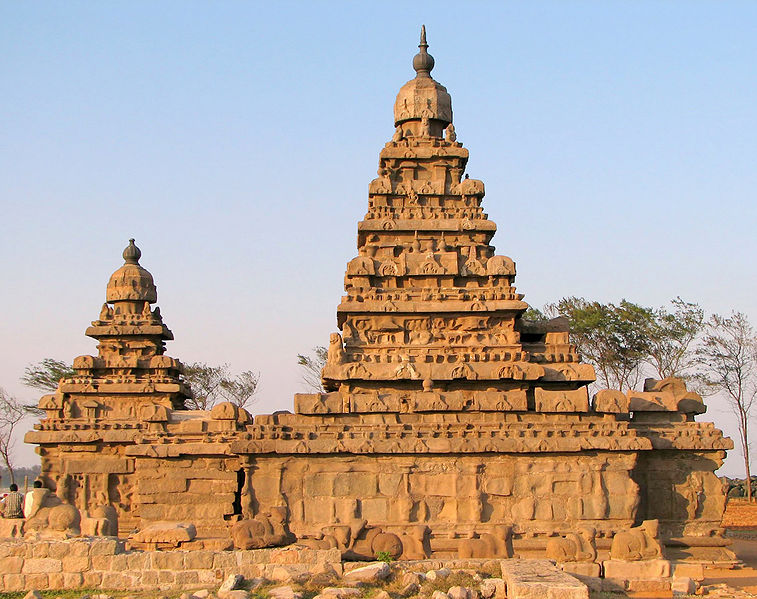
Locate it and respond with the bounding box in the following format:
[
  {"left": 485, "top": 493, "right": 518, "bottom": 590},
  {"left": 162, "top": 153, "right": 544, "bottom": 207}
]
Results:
[{"left": 1, "top": 2, "right": 755, "bottom": 475}]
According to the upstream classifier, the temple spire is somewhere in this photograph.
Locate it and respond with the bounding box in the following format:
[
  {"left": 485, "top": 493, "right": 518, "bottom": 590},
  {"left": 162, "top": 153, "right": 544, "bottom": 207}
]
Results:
[
  {"left": 123, "top": 238, "right": 141, "bottom": 265},
  {"left": 412, "top": 25, "right": 435, "bottom": 77}
]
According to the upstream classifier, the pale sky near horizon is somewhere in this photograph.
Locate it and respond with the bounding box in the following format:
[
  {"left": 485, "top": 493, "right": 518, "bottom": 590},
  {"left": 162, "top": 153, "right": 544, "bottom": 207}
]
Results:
[{"left": 1, "top": 2, "right": 755, "bottom": 476}]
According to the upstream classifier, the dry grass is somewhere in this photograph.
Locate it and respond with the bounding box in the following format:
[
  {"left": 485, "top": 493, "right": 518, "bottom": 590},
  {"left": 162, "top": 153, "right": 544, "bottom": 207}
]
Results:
[
  {"left": 723, "top": 498, "right": 757, "bottom": 528},
  {"left": 418, "top": 572, "right": 480, "bottom": 595}
]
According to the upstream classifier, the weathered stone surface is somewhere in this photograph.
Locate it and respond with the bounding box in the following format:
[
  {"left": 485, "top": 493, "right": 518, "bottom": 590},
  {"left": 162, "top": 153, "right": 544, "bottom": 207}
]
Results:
[
  {"left": 132, "top": 522, "right": 197, "bottom": 547},
  {"left": 219, "top": 574, "right": 244, "bottom": 593},
  {"left": 268, "top": 586, "right": 302, "bottom": 599},
  {"left": 671, "top": 577, "right": 697, "bottom": 595},
  {"left": 479, "top": 577, "right": 505, "bottom": 599},
  {"left": 344, "top": 562, "right": 390, "bottom": 583},
  {"left": 500, "top": 559, "right": 589, "bottom": 599},
  {"left": 447, "top": 586, "right": 470, "bottom": 599},
  {"left": 603, "top": 559, "right": 671, "bottom": 579},
  {"left": 319, "top": 588, "right": 362, "bottom": 598}
]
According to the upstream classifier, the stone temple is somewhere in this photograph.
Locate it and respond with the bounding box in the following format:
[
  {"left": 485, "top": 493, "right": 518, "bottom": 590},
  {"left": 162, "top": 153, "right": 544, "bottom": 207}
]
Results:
[{"left": 23, "top": 29, "right": 733, "bottom": 567}]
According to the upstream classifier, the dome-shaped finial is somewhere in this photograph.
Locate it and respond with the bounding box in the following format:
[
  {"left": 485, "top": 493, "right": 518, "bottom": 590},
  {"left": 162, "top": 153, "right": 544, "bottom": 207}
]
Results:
[
  {"left": 412, "top": 25, "right": 435, "bottom": 77},
  {"left": 123, "top": 238, "right": 141, "bottom": 265}
]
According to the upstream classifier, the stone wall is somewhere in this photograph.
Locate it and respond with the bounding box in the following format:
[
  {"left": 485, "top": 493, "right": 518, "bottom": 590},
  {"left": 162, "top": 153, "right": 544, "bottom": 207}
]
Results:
[{"left": 0, "top": 538, "right": 341, "bottom": 592}]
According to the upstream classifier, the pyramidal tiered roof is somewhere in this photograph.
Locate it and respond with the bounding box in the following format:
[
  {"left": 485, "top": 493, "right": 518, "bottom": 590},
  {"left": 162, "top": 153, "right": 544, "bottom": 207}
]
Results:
[
  {"left": 315, "top": 28, "right": 595, "bottom": 413},
  {"left": 38, "top": 239, "right": 189, "bottom": 422}
]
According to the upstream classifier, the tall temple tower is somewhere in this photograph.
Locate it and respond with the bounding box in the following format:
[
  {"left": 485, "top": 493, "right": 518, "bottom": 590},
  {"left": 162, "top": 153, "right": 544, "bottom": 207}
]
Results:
[{"left": 319, "top": 26, "right": 594, "bottom": 409}]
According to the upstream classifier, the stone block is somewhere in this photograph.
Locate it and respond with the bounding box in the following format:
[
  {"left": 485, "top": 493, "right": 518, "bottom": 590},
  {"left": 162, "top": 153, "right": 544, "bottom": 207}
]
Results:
[
  {"left": 47, "top": 542, "right": 70, "bottom": 559},
  {"left": 126, "top": 552, "right": 150, "bottom": 570},
  {"left": 140, "top": 569, "right": 159, "bottom": 586},
  {"left": 89, "top": 538, "right": 121, "bottom": 556},
  {"left": 152, "top": 550, "right": 185, "bottom": 570},
  {"left": 48, "top": 571, "right": 65, "bottom": 588},
  {"left": 64, "top": 456, "right": 133, "bottom": 474},
  {"left": 0, "top": 556, "right": 24, "bottom": 574},
  {"left": 627, "top": 578, "right": 671, "bottom": 593},
  {"left": 560, "top": 562, "right": 600, "bottom": 578},
  {"left": 62, "top": 556, "right": 90, "bottom": 572},
  {"left": 500, "top": 559, "right": 589, "bottom": 599},
  {"left": 344, "top": 562, "right": 390, "bottom": 583},
  {"left": 32, "top": 541, "right": 51, "bottom": 558},
  {"left": 672, "top": 577, "right": 697, "bottom": 595},
  {"left": 158, "top": 570, "right": 176, "bottom": 584},
  {"left": 91, "top": 554, "right": 114, "bottom": 570},
  {"left": 69, "top": 540, "right": 91, "bottom": 557},
  {"left": 102, "top": 570, "right": 127, "bottom": 589},
  {"left": 63, "top": 572, "right": 84, "bottom": 589},
  {"left": 82, "top": 570, "right": 103, "bottom": 587},
  {"left": 23, "top": 558, "right": 62, "bottom": 574},
  {"left": 2, "top": 573, "right": 25, "bottom": 591},
  {"left": 237, "top": 564, "right": 263, "bottom": 579},
  {"left": 479, "top": 577, "right": 505, "bottom": 599},
  {"left": 138, "top": 477, "right": 188, "bottom": 494},
  {"left": 184, "top": 550, "right": 214, "bottom": 569},
  {"left": 25, "top": 573, "right": 50, "bottom": 589},
  {"left": 212, "top": 552, "right": 237, "bottom": 569},
  {"left": 197, "top": 568, "right": 222, "bottom": 585},
  {"left": 110, "top": 553, "right": 130, "bottom": 571},
  {"left": 673, "top": 562, "right": 705, "bottom": 580},
  {"left": 175, "top": 569, "right": 200, "bottom": 586},
  {"left": 602, "top": 559, "right": 670, "bottom": 580}
]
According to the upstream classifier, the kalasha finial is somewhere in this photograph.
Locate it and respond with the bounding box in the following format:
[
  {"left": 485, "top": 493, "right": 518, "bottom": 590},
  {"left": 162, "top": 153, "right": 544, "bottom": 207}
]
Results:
[
  {"left": 123, "top": 238, "right": 142, "bottom": 264},
  {"left": 413, "top": 25, "right": 435, "bottom": 77}
]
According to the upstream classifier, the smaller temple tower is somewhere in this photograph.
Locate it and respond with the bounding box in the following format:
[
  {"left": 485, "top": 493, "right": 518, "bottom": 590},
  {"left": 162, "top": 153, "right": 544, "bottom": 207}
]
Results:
[{"left": 33, "top": 240, "right": 190, "bottom": 530}]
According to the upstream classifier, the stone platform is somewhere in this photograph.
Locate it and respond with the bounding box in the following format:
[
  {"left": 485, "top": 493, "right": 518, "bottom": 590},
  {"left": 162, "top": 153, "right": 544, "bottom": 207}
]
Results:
[{"left": 0, "top": 537, "right": 340, "bottom": 592}]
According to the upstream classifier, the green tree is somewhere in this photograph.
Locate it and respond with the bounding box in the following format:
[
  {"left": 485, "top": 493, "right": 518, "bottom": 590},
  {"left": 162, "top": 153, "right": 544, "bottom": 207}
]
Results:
[
  {"left": 21, "top": 358, "right": 74, "bottom": 393},
  {"left": 182, "top": 363, "right": 259, "bottom": 410},
  {"left": 297, "top": 346, "right": 328, "bottom": 393},
  {"left": 697, "top": 312, "right": 757, "bottom": 502},
  {"left": 646, "top": 298, "right": 705, "bottom": 380},
  {"left": 547, "top": 297, "right": 654, "bottom": 391},
  {"left": 522, "top": 307, "right": 547, "bottom": 322}
]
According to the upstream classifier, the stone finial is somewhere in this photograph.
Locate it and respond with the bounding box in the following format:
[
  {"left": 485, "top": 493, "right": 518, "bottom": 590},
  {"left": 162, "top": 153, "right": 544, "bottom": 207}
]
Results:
[
  {"left": 123, "top": 238, "right": 141, "bottom": 264},
  {"left": 393, "top": 26, "right": 453, "bottom": 127},
  {"left": 106, "top": 238, "right": 158, "bottom": 303},
  {"left": 413, "top": 25, "right": 435, "bottom": 77}
]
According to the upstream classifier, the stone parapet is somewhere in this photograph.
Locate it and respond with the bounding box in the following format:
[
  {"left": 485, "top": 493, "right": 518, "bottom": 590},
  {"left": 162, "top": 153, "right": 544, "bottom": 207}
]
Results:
[{"left": 0, "top": 538, "right": 340, "bottom": 592}]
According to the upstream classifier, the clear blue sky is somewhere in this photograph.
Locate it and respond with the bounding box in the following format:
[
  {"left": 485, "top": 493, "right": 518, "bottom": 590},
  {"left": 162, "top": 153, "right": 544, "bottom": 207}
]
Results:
[{"left": 1, "top": 2, "right": 755, "bottom": 474}]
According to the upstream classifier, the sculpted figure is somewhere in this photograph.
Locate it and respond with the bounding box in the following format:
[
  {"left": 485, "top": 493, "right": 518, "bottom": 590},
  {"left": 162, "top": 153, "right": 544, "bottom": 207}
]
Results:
[
  {"left": 83, "top": 504, "right": 119, "bottom": 537},
  {"left": 301, "top": 519, "right": 402, "bottom": 561},
  {"left": 610, "top": 519, "right": 664, "bottom": 561},
  {"left": 347, "top": 255, "right": 375, "bottom": 276},
  {"left": 458, "top": 525, "right": 514, "bottom": 558},
  {"left": 546, "top": 527, "right": 597, "bottom": 563},
  {"left": 446, "top": 123, "right": 457, "bottom": 142},
  {"left": 231, "top": 506, "right": 294, "bottom": 550},
  {"left": 392, "top": 126, "right": 403, "bottom": 142},
  {"left": 327, "top": 333, "right": 346, "bottom": 365},
  {"left": 420, "top": 116, "right": 431, "bottom": 137},
  {"left": 399, "top": 524, "right": 431, "bottom": 559},
  {"left": 24, "top": 477, "right": 81, "bottom": 539},
  {"left": 645, "top": 376, "right": 706, "bottom": 414}
]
